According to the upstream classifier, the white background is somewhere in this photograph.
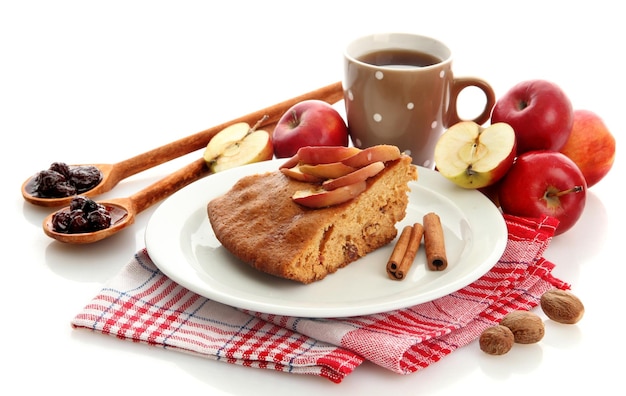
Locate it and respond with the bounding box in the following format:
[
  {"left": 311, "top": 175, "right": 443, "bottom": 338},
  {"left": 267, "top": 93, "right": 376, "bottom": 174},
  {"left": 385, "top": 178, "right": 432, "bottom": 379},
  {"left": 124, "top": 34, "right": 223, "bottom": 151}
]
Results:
[{"left": 1, "top": 1, "right": 623, "bottom": 394}]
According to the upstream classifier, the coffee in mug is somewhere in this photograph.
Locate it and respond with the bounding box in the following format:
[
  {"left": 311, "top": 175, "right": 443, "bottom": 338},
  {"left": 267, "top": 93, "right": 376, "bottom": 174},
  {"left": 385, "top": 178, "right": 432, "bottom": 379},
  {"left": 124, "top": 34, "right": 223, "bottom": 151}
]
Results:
[{"left": 343, "top": 33, "right": 495, "bottom": 168}]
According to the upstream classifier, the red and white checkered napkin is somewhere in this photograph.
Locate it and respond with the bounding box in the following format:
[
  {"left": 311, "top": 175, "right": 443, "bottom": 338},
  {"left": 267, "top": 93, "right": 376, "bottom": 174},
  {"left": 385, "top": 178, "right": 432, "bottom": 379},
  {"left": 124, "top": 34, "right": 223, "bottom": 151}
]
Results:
[{"left": 72, "top": 214, "right": 569, "bottom": 383}]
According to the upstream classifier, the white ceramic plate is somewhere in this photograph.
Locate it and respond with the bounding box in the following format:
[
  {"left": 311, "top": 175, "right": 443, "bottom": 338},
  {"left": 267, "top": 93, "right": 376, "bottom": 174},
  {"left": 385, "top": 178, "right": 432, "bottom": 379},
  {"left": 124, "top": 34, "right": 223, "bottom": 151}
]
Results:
[{"left": 145, "top": 159, "right": 507, "bottom": 318}]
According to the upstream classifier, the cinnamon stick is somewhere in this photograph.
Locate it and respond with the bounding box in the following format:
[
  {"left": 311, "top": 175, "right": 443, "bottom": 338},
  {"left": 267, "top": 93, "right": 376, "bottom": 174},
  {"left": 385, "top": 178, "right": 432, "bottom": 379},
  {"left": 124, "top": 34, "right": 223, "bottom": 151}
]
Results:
[
  {"left": 386, "top": 225, "right": 412, "bottom": 279},
  {"left": 387, "top": 223, "right": 424, "bottom": 280},
  {"left": 423, "top": 212, "right": 447, "bottom": 271},
  {"left": 396, "top": 223, "right": 424, "bottom": 280}
]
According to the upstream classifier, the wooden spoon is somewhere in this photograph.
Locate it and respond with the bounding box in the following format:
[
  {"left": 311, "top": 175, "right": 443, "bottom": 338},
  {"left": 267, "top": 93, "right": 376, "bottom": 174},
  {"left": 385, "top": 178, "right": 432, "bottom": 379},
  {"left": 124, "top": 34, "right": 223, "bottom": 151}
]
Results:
[
  {"left": 43, "top": 157, "right": 211, "bottom": 244},
  {"left": 23, "top": 81, "right": 344, "bottom": 207}
]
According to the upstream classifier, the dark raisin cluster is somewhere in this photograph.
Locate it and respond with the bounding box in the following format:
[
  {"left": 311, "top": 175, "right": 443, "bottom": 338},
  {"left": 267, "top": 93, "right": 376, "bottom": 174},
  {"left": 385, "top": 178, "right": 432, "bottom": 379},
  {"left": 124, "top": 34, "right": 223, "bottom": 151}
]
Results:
[
  {"left": 51, "top": 196, "right": 112, "bottom": 234},
  {"left": 32, "top": 162, "right": 102, "bottom": 198}
]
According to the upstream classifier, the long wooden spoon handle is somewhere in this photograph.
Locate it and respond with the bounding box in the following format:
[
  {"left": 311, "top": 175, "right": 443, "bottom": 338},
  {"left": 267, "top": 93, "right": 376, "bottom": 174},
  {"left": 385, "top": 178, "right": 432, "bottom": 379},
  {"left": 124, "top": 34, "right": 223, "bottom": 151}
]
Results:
[
  {"left": 109, "top": 81, "right": 343, "bottom": 184},
  {"left": 128, "top": 157, "right": 212, "bottom": 215}
]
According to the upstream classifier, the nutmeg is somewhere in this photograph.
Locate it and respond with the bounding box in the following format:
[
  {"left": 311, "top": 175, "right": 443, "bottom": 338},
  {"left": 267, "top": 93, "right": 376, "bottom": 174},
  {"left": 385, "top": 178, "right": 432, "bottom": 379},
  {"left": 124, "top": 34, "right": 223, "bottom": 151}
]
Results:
[
  {"left": 499, "top": 310, "right": 545, "bottom": 344},
  {"left": 540, "top": 288, "right": 585, "bottom": 324},
  {"left": 479, "top": 325, "right": 515, "bottom": 355}
]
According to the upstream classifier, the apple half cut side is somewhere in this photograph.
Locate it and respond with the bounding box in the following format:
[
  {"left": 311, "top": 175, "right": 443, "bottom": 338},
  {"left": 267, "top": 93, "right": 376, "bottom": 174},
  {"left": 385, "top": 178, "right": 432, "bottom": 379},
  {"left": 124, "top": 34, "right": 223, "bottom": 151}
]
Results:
[
  {"left": 292, "top": 180, "right": 367, "bottom": 208},
  {"left": 203, "top": 122, "right": 250, "bottom": 161},
  {"left": 434, "top": 121, "right": 517, "bottom": 189},
  {"left": 203, "top": 122, "right": 274, "bottom": 173}
]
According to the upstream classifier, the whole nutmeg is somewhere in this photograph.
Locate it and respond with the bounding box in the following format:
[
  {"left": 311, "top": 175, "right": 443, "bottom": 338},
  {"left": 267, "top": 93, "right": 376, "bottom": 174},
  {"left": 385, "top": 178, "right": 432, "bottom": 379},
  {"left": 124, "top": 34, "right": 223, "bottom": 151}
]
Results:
[
  {"left": 499, "top": 310, "right": 545, "bottom": 344},
  {"left": 479, "top": 325, "right": 514, "bottom": 355},
  {"left": 540, "top": 288, "right": 585, "bottom": 324}
]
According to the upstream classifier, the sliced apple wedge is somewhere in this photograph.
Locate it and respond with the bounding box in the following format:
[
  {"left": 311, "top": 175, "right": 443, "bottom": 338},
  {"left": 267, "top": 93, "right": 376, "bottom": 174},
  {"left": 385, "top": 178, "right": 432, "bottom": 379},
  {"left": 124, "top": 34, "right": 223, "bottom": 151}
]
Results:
[
  {"left": 292, "top": 180, "right": 367, "bottom": 208},
  {"left": 434, "top": 121, "right": 516, "bottom": 189},
  {"left": 279, "top": 152, "right": 301, "bottom": 170},
  {"left": 204, "top": 121, "right": 274, "bottom": 173},
  {"left": 299, "top": 162, "right": 356, "bottom": 179},
  {"left": 322, "top": 161, "right": 385, "bottom": 191},
  {"left": 280, "top": 165, "right": 323, "bottom": 182},
  {"left": 341, "top": 145, "right": 401, "bottom": 168},
  {"left": 296, "top": 146, "right": 361, "bottom": 165}
]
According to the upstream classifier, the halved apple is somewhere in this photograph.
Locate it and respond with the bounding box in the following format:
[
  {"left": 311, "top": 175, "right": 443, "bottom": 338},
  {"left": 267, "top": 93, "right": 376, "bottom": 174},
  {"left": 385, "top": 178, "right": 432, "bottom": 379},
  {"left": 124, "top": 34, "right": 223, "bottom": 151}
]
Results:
[
  {"left": 292, "top": 181, "right": 367, "bottom": 208},
  {"left": 322, "top": 161, "right": 385, "bottom": 191},
  {"left": 204, "top": 121, "right": 274, "bottom": 173},
  {"left": 298, "top": 162, "right": 356, "bottom": 179},
  {"left": 341, "top": 145, "right": 401, "bottom": 168},
  {"left": 203, "top": 122, "right": 249, "bottom": 161},
  {"left": 434, "top": 121, "right": 517, "bottom": 189}
]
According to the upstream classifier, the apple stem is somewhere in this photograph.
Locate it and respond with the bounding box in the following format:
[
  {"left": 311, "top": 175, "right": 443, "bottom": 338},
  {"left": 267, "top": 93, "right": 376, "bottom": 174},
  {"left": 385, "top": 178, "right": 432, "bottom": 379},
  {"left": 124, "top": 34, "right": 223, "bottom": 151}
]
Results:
[
  {"left": 548, "top": 185, "right": 584, "bottom": 197},
  {"left": 248, "top": 115, "right": 269, "bottom": 134}
]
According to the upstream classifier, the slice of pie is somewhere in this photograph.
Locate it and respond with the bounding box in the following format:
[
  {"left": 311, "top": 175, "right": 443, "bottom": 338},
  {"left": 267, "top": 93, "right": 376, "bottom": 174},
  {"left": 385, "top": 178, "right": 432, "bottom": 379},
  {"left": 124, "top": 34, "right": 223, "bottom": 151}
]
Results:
[{"left": 207, "top": 146, "right": 417, "bottom": 284}]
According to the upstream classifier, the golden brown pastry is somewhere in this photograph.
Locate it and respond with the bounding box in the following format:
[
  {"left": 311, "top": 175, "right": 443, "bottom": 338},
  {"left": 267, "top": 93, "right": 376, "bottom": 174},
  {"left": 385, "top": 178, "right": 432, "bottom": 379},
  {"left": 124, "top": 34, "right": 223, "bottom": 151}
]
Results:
[{"left": 207, "top": 154, "right": 417, "bottom": 284}]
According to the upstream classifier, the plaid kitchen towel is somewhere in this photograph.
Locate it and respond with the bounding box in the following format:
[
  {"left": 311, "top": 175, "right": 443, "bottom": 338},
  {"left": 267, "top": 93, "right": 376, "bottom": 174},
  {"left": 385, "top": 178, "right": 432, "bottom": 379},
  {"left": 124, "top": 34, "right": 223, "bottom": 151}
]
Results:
[{"left": 72, "top": 214, "right": 569, "bottom": 383}]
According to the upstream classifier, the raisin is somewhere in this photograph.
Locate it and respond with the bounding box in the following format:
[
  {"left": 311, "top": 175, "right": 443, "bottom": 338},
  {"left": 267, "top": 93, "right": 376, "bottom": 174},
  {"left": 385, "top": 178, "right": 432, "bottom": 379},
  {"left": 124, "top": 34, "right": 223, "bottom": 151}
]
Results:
[
  {"left": 343, "top": 242, "right": 360, "bottom": 261},
  {"left": 69, "top": 195, "right": 88, "bottom": 211},
  {"left": 49, "top": 162, "right": 71, "bottom": 179},
  {"left": 51, "top": 210, "right": 72, "bottom": 233},
  {"left": 32, "top": 162, "right": 102, "bottom": 198},
  {"left": 87, "top": 210, "right": 111, "bottom": 231},
  {"left": 68, "top": 210, "right": 89, "bottom": 233},
  {"left": 51, "top": 196, "right": 112, "bottom": 234},
  {"left": 70, "top": 165, "right": 102, "bottom": 193},
  {"left": 80, "top": 197, "right": 100, "bottom": 213},
  {"left": 34, "top": 170, "right": 76, "bottom": 197}
]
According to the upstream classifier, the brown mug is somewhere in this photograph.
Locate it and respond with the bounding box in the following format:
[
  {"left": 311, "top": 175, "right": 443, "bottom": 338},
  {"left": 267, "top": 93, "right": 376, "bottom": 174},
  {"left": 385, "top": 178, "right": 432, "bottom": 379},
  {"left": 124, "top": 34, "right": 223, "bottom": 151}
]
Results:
[{"left": 343, "top": 33, "right": 496, "bottom": 168}]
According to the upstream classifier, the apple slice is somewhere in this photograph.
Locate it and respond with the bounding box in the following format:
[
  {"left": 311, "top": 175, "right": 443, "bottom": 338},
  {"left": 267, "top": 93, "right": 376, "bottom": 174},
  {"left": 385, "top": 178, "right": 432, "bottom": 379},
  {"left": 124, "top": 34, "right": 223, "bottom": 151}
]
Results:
[
  {"left": 279, "top": 152, "right": 301, "bottom": 170},
  {"left": 292, "top": 181, "right": 367, "bottom": 208},
  {"left": 296, "top": 146, "right": 361, "bottom": 165},
  {"left": 434, "top": 121, "right": 516, "bottom": 189},
  {"left": 341, "top": 145, "right": 401, "bottom": 168},
  {"left": 204, "top": 121, "right": 274, "bottom": 173},
  {"left": 298, "top": 162, "right": 356, "bottom": 179},
  {"left": 322, "top": 161, "right": 385, "bottom": 191},
  {"left": 280, "top": 165, "right": 323, "bottom": 182}
]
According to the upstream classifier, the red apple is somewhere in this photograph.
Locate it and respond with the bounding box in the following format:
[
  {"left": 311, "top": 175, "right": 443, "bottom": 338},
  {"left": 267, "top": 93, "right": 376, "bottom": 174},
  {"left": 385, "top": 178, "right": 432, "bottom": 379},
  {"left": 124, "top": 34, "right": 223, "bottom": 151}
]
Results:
[
  {"left": 272, "top": 100, "right": 349, "bottom": 158},
  {"left": 559, "top": 109, "right": 615, "bottom": 188},
  {"left": 498, "top": 151, "right": 587, "bottom": 235},
  {"left": 434, "top": 121, "right": 517, "bottom": 189},
  {"left": 491, "top": 79, "right": 573, "bottom": 154}
]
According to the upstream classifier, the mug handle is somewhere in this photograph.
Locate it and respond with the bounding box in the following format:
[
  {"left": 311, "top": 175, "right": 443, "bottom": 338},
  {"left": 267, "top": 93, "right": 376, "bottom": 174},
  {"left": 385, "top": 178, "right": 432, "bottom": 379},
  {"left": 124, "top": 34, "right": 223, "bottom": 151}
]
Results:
[{"left": 448, "top": 77, "right": 496, "bottom": 126}]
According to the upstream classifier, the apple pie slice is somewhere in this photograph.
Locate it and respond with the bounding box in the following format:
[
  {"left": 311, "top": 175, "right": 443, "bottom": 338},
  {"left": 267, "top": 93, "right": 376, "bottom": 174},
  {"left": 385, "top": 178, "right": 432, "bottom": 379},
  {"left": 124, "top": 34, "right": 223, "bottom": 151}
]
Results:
[{"left": 207, "top": 146, "right": 417, "bottom": 284}]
